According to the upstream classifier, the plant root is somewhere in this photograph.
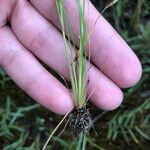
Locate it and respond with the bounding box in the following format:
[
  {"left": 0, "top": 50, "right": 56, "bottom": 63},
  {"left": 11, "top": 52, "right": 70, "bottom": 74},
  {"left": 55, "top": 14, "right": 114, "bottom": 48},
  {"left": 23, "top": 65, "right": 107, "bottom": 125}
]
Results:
[{"left": 69, "top": 107, "right": 92, "bottom": 137}]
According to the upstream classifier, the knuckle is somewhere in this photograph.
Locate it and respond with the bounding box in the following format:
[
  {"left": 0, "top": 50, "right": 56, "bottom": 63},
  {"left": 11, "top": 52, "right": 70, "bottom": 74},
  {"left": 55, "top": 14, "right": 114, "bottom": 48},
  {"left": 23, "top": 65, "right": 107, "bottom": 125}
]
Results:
[
  {"left": 29, "top": 30, "right": 48, "bottom": 53},
  {"left": 24, "top": 76, "right": 38, "bottom": 92},
  {"left": 2, "top": 50, "right": 22, "bottom": 67},
  {"left": 0, "top": 0, "right": 17, "bottom": 27},
  {"left": 24, "top": 71, "right": 43, "bottom": 93}
]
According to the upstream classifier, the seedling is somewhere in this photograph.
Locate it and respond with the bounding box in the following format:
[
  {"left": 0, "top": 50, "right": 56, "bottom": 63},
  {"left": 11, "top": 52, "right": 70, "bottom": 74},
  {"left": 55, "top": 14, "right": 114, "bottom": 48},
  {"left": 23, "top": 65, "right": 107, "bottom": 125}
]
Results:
[{"left": 42, "top": 0, "right": 118, "bottom": 149}]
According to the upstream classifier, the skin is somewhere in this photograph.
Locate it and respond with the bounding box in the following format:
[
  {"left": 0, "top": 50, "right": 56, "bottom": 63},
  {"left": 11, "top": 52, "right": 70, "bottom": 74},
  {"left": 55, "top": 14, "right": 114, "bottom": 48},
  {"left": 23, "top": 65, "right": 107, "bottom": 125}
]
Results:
[{"left": 0, "top": 0, "right": 142, "bottom": 115}]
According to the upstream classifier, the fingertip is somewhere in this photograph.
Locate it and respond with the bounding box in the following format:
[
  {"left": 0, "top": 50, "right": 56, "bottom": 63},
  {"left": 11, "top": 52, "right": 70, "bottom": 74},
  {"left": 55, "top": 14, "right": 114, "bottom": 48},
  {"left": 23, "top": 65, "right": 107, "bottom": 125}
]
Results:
[
  {"left": 101, "top": 89, "right": 123, "bottom": 110},
  {"left": 52, "top": 97, "right": 74, "bottom": 115},
  {"left": 118, "top": 54, "right": 142, "bottom": 88},
  {"left": 40, "top": 86, "right": 74, "bottom": 115},
  {"left": 91, "top": 86, "right": 123, "bottom": 111}
]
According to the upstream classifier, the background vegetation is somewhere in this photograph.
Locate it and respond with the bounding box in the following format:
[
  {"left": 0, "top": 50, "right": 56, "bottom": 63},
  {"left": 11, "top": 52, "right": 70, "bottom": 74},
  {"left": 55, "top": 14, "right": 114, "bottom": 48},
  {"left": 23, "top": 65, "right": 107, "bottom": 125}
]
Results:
[{"left": 0, "top": 0, "right": 150, "bottom": 149}]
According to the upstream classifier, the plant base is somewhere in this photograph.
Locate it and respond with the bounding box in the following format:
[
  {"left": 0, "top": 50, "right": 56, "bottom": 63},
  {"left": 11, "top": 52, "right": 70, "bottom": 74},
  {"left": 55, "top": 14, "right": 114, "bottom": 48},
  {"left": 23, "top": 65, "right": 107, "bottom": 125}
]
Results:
[{"left": 69, "top": 107, "right": 92, "bottom": 137}]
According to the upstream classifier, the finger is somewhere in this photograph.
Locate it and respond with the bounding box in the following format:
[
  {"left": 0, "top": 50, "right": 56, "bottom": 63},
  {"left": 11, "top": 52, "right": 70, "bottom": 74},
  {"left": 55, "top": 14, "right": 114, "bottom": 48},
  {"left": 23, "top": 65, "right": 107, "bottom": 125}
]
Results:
[
  {"left": 0, "top": 26, "right": 73, "bottom": 115},
  {"left": 30, "top": 0, "right": 142, "bottom": 88},
  {"left": 0, "top": 0, "right": 16, "bottom": 27},
  {"left": 87, "top": 65, "right": 123, "bottom": 110},
  {"left": 10, "top": 1, "right": 123, "bottom": 110}
]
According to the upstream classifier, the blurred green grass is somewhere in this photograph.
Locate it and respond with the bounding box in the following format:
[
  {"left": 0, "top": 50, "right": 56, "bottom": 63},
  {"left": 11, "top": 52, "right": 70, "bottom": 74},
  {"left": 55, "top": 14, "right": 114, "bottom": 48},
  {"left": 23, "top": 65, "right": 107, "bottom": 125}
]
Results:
[{"left": 0, "top": 0, "right": 150, "bottom": 149}]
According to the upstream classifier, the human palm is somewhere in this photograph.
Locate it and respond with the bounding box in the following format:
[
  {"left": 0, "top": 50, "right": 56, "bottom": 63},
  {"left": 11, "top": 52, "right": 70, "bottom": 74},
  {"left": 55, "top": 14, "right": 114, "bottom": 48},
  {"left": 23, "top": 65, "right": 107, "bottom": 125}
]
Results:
[{"left": 0, "top": 0, "right": 142, "bottom": 114}]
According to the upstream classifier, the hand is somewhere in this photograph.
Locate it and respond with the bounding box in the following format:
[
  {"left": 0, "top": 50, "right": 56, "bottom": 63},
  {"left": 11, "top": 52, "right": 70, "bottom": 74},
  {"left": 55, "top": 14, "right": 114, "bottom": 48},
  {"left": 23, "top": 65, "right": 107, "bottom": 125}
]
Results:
[{"left": 0, "top": 0, "right": 142, "bottom": 115}]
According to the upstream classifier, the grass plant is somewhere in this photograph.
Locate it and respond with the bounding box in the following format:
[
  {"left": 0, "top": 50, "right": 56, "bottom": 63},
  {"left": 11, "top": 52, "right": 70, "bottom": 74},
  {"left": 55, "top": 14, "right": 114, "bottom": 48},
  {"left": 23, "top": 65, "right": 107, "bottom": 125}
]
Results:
[{"left": 43, "top": 0, "right": 119, "bottom": 149}]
